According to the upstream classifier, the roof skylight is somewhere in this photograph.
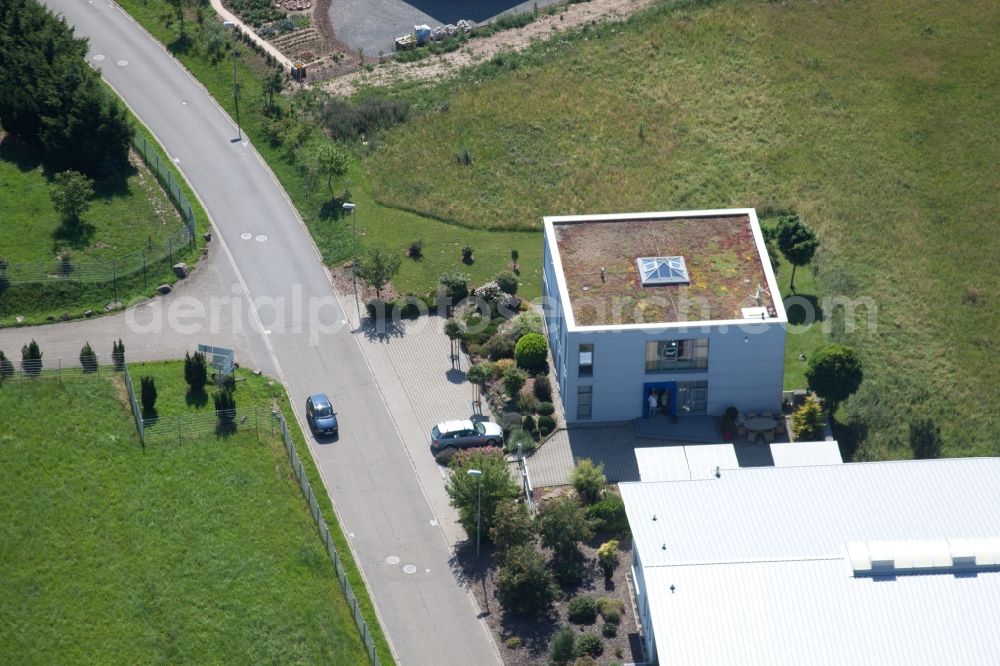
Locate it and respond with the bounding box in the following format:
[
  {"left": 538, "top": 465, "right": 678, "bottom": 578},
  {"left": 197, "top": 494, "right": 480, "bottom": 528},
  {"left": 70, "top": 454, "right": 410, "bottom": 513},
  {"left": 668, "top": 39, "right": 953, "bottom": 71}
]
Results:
[{"left": 637, "top": 256, "right": 690, "bottom": 286}]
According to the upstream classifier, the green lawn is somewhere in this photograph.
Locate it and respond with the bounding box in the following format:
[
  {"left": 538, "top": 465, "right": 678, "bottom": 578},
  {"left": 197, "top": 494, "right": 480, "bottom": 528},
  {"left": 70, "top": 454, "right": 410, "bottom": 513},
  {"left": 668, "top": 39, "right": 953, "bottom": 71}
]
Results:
[
  {"left": 0, "top": 114, "right": 208, "bottom": 325},
  {"left": 0, "top": 366, "right": 383, "bottom": 663},
  {"left": 358, "top": 0, "right": 1000, "bottom": 458}
]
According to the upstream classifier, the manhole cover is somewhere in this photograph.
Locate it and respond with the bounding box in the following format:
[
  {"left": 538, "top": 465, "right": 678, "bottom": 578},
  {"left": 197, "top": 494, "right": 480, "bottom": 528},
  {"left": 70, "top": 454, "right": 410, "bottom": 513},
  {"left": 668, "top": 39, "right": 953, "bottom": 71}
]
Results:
[
  {"left": 116, "top": 59, "right": 128, "bottom": 67},
  {"left": 255, "top": 234, "right": 267, "bottom": 242},
  {"left": 240, "top": 233, "right": 252, "bottom": 240},
  {"left": 386, "top": 556, "right": 400, "bottom": 565},
  {"left": 92, "top": 54, "right": 105, "bottom": 62},
  {"left": 403, "top": 565, "right": 417, "bottom": 575}
]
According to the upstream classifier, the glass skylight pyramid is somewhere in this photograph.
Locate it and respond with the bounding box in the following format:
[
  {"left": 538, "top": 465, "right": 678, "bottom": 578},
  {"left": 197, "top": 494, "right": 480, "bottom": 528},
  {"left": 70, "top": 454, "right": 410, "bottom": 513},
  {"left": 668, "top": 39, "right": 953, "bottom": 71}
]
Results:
[{"left": 637, "top": 256, "right": 689, "bottom": 285}]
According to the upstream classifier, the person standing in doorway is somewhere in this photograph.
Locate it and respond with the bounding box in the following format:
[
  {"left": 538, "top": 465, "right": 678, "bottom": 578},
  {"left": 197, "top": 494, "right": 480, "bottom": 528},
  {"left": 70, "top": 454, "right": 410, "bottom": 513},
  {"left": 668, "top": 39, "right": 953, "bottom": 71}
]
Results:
[
  {"left": 660, "top": 389, "right": 670, "bottom": 416},
  {"left": 648, "top": 390, "right": 658, "bottom": 418}
]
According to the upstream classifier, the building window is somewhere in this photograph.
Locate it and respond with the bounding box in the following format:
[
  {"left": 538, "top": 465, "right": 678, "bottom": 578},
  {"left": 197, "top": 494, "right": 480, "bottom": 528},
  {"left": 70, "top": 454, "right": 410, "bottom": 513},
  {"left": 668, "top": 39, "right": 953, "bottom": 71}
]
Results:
[
  {"left": 676, "top": 381, "right": 708, "bottom": 415},
  {"left": 645, "top": 339, "right": 709, "bottom": 373},
  {"left": 577, "top": 385, "right": 592, "bottom": 419},
  {"left": 578, "top": 344, "right": 593, "bottom": 377}
]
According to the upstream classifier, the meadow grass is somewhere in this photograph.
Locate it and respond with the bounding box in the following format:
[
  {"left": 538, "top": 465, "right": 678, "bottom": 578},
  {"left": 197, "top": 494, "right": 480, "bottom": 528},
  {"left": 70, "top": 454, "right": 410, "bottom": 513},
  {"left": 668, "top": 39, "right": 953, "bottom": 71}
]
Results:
[
  {"left": 0, "top": 370, "right": 370, "bottom": 663},
  {"left": 360, "top": 0, "right": 1000, "bottom": 458}
]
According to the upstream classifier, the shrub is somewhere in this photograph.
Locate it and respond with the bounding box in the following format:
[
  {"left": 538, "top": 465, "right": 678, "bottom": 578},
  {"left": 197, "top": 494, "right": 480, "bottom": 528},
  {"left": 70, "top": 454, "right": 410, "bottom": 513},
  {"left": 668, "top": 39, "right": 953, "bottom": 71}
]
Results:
[
  {"left": 140, "top": 376, "right": 157, "bottom": 415},
  {"left": 462, "top": 244, "right": 474, "bottom": 263},
  {"left": 184, "top": 351, "right": 208, "bottom": 392},
  {"left": 21, "top": 340, "right": 42, "bottom": 376},
  {"left": 495, "top": 270, "right": 519, "bottom": 295},
  {"left": 598, "top": 597, "right": 624, "bottom": 623},
  {"left": 79, "top": 342, "right": 97, "bottom": 373},
  {"left": 602, "top": 622, "right": 617, "bottom": 638},
  {"left": 792, "top": 395, "right": 825, "bottom": 440},
  {"left": 533, "top": 375, "right": 553, "bottom": 402},
  {"left": 111, "top": 339, "right": 125, "bottom": 370},
  {"left": 439, "top": 269, "right": 470, "bottom": 302},
  {"left": 493, "top": 358, "right": 515, "bottom": 378},
  {"left": 504, "top": 636, "right": 523, "bottom": 650},
  {"left": 500, "top": 411, "right": 523, "bottom": 434},
  {"left": 490, "top": 500, "right": 535, "bottom": 556},
  {"left": 515, "top": 332, "right": 548, "bottom": 370},
  {"left": 522, "top": 414, "right": 537, "bottom": 433},
  {"left": 537, "top": 414, "right": 557, "bottom": 437},
  {"left": 575, "top": 632, "right": 603, "bottom": 657},
  {"left": 0, "top": 350, "right": 14, "bottom": 380},
  {"left": 571, "top": 458, "right": 607, "bottom": 504},
  {"left": 576, "top": 657, "right": 598, "bottom": 666},
  {"left": 517, "top": 392, "right": 539, "bottom": 413},
  {"left": 446, "top": 448, "right": 520, "bottom": 539},
  {"left": 501, "top": 311, "right": 544, "bottom": 341},
  {"left": 549, "top": 627, "right": 577, "bottom": 665},
  {"left": 586, "top": 493, "right": 628, "bottom": 533},
  {"left": 910, "top": 418, "right": 942, "bottom": 459},
  {"left": 485, "top": 332, "right": 516, "bottom": 360},
  {"left": 567, "top": 595, "right": 599, "bottom": 624},
  {"left": 496, "top": 544, "right": 557, "bottom": 614},
  {"left": 503, "top": 367, "right": 527, "bottom": 399},
  {"left": 505, "top": 427, "right": 536, "bottom": 455},
  {"left": 408, "top": 239, "right": 424, "bottom": 258},
  {"left": 474, "top": 281, "right": 506, "bottom": 304},
  {"left": 537, "top": 401, "right": 555, "bottom": 416},
  {"left": 597, "top": 539, "right": 620, "bottom": 579}
]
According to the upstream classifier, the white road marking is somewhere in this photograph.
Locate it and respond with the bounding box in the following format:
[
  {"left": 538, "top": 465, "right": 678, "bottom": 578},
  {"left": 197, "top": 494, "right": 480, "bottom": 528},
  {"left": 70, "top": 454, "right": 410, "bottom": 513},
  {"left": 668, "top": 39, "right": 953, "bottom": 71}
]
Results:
[
  {"left": 429, "top": 519, "right": 438, "bottom": 527},
  {"left": 240, "top": 233, "right": 252, "bottom": 240},
  {"left": 403, "top": 565, "right": 417, "bottom": 574},
  {"left": 116, "top": 59, "right": 128, "bottom": 67},
  {"left": 255, "top": 234, "right": 268, "bottom": 242},
  {"left": 92, "top": 54, "right": 104, "bottom": 61},
  {"left": 386, "top": 556, "right": 400, "bottom": 565}
]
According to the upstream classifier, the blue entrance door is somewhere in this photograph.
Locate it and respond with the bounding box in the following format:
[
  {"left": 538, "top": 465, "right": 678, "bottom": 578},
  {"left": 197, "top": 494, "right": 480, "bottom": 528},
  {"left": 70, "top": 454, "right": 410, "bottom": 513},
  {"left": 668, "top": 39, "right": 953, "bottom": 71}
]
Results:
[{"left": 642, "top": 382, "right": 677, "bottom": 417}]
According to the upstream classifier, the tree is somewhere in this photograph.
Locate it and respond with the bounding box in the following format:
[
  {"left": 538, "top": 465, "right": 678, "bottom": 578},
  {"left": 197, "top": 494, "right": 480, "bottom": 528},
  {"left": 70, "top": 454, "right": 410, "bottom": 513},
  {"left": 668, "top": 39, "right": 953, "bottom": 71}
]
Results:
[
  {"left": 806, "top": 344, "right": 863, "bottom": 410},
  {"left": 496, "top": 544, "right": 557, "bottom": 614},
  {"left": 466, "top": 362, "right": 491, "bottom": 405},
  {"left": 140, "top": 376, "right": 158, "bottom": 417},
  {"left": 263, "top": 69, "right": 284, "bottom": 112},
  {"left": 166, "top": 0, "right": 190, "bottom": 39},
  {"left": 571, "top": 458, "right": 607, "bottom": 505},
  {"left": 490, "top": 500, "right": 535, "bottom": 556},
  {"left": 776, "top": 214, "right": 818, "bottom": 292},
  {"left": 111, "top": 339, "right": 125, "bottom": 371},
  {"left": 0, "top": 350, "right": 14, "bottom": 380},
  {"left": 514, "top": 332, "right": 548, "bottom": 370},
  {"left": 49, "top": 171, "right": 94, "bottom": 226},
  {"left": 355, "top": 244, "right": 401, "bottom": 299},
  {"left": 184, "top": 351, "right": 208, "bottom": 392},
  {"left": 495, "top": 270, "right": 519, "bottom": 295},
  {"left": 21, "top": 339, "right": 42, "bottom": 376},
  {"left": 315, "top": 142, "right": 348, "bottom": 197},
  {"left": 792, "top": 395, "right": 825, "bottom": 441},
  {"left": 538, "top": 496, "right": 593, "bottom": 584},
  {"left": 444, "top": 318, "right": 464, "bottom": 362},
  {"left": 445, "top": 447, "right": 520, "bottom": 541},
  {"left": 761, "top": 224, "right": 782, "bottom": 274},
  {"left": 597, "top": 539, "right": 620, "bottom": 579},
  {"left": 910, "top": 418, "right": 942, "bottom": 459},
  {"left": 79, "top": 341, "right": 97, "bottom": 373}
]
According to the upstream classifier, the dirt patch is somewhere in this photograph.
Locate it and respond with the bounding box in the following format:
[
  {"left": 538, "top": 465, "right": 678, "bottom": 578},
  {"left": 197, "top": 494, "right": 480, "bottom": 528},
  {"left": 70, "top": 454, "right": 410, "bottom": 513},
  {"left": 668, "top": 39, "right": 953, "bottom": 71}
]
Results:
[
  {"left": 322, "top": 0, "right": 655, "bottom": 95},
  {"left": 458, "top": 522, "right": 644, "bottom": 665},
  {"left": 328, "top": 260, "right": 401, "bottom": 303}
]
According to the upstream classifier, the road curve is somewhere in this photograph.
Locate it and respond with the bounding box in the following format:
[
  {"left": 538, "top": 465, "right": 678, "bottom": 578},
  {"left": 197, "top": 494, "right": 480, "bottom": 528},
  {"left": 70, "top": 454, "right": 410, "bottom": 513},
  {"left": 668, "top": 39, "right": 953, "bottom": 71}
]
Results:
[{"left": 40, "top": 1, "right": 500, "bottom": 663}]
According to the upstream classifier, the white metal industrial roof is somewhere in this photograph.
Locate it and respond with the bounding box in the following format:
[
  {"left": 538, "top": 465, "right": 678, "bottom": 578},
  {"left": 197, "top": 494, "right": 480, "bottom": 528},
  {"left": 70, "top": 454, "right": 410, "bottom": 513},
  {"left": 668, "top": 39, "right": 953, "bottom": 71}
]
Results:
[
  {"left": 622, "top": 457, "right": 1000, "bottom": 665},
  {"left": 635, "top": 444, "right": 740, "bottom": 482},
  {"left": 769, "top": 440, "right": 843, "bottom": 466},
  {"left": 643, "top": 559, "right": 1000, "bottom": 666}
]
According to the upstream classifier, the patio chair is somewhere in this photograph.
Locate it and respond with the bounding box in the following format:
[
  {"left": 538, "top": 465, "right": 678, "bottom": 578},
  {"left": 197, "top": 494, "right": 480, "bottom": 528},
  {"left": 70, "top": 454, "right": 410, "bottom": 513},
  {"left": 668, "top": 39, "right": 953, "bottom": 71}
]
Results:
[
  {"left": 762, "top": 412, "right": 774, "bottom": 419},
  {"left": 775, "top": 420, "right": 787, "bottom": 435},
  {"left": 763, "top": 430, "right": 775, "bottom": 443},
  {"left": 737, "top": 425, "right": 747, "bottom": 438}
]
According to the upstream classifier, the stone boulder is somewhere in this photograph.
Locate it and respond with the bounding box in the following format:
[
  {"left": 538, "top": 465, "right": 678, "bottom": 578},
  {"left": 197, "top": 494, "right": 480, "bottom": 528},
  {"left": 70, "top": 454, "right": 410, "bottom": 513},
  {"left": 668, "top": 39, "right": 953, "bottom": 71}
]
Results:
[
  {"left": 173, "top": 262, "right": 188, "bottom": 279},
  {"left": 157, "top": 284, "right": 172, "bottom": 295}
]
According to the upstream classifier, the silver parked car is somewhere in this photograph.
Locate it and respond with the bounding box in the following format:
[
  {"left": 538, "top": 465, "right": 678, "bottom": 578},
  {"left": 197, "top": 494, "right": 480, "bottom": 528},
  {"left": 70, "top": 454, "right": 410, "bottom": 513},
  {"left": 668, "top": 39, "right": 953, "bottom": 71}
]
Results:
[{"left": 430, "top": 419, "right": 503, "bottom": 454}]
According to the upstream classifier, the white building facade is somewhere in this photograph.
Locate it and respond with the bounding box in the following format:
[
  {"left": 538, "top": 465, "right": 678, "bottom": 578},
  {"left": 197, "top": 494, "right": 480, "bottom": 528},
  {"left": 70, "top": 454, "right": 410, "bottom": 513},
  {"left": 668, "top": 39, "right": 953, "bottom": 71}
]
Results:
[{"left": 542, "top": 209, "right": 787, "bottom": 423}]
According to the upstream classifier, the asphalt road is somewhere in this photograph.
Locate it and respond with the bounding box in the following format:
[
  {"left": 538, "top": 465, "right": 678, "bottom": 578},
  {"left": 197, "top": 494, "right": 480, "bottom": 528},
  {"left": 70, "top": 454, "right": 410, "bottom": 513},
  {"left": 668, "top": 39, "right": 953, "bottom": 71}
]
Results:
[{"left": 41, "top": 1, "right": 500, "bottom": 663}]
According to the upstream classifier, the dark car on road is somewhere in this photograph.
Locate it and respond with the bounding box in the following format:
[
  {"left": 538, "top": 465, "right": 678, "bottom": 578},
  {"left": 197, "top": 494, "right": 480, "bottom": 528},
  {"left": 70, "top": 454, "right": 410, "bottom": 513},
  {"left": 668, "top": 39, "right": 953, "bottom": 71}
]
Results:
[
  {"left": 430, "top": 419, "right": 503, "bottom": 456},
  {"left": 306, "top": 394, "right": 338, "bottom": 435}
]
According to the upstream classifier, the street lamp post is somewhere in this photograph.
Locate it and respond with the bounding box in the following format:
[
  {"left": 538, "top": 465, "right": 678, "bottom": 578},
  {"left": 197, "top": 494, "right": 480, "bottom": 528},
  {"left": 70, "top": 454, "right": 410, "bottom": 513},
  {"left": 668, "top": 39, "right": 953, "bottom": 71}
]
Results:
[
  {"left": 231, "top": 46, "right": 242, "bottom": 141},
  {"left": 342, "top": 202, "right": 360, "bottom": 321},
  {"left": 467, "top": 468, "right": 483, "bottom": 559}
]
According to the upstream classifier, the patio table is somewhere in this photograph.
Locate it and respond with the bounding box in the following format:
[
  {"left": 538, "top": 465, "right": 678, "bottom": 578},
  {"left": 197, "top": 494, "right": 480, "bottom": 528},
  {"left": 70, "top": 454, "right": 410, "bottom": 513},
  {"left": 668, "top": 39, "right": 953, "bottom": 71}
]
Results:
[{"left": 742, "top": 416, "right": 778, "bottom": 433}]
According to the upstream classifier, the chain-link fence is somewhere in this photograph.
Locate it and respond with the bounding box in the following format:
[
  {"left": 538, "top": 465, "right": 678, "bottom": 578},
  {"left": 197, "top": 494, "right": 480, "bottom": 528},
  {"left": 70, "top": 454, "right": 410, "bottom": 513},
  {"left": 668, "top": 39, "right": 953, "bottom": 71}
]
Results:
[
  {"left": 0, "top": 135, "right": 195, "bottom": 294},
  {"left": 276, "top": 414, "right": 382, "bottom": 666},
  {"left": 0, "top": 352, "right": 115, "bottom": 384}
]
